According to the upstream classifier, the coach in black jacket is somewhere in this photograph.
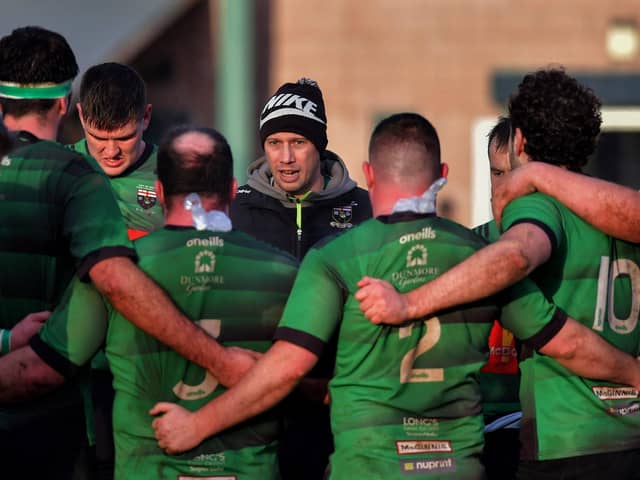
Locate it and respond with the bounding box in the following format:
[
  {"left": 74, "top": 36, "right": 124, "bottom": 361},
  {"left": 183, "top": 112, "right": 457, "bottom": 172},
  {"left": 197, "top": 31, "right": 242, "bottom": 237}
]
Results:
[
  {"left": 230, "top": 78, "right": 371, "bottom": 260},
  {"left": 230, "top": 78, "right": 372, "bottom": 480}
]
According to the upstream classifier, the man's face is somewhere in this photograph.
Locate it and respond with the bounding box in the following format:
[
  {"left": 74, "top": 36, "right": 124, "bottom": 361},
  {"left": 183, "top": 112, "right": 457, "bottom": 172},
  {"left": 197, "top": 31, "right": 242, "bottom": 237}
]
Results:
[
  {"left": 488, "top": 137, "right": 511, "bottom": 204},
  {"left": 264, "top": 132, "right": 322, "bottom": 196},
  {"left": 79, "top": 104, "right": 150, "bottom": 177}
]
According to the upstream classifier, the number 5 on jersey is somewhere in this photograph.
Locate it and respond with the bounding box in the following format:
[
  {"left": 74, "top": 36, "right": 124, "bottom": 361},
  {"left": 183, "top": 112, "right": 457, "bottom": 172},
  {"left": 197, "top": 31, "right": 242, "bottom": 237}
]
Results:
[{"left": 173, "top": 319, "right": 221, "bottom": 400}]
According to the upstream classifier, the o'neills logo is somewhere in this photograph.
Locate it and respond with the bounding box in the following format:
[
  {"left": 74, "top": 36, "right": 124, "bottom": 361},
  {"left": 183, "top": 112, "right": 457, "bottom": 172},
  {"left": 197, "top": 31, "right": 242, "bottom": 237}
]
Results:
[
  {"left": 399, "top": 227, "right": 436, "bottom": 244},
  {"left": 396, "top": 440, "right": 452, "bottom": 455},
  {"left": 260, "top": 94, "right": 326, "bottom": 126},
  {"left": 186, "top": 236, "right": 224, "bottom": 248}
]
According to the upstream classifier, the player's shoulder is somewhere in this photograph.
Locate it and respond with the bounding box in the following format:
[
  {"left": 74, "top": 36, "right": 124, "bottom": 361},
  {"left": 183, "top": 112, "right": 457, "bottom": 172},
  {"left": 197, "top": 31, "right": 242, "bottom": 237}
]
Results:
[{"left": 13, "top": 139, "right": 101, "bottom": 176}]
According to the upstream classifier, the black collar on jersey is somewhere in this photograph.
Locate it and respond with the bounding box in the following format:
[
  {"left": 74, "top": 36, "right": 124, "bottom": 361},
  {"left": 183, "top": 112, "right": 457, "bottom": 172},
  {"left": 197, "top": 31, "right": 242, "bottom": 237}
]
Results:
[
  {"left": 376, "top": 211, "right": 437, "bottom": 224},
  {"left": 164, "top": 225, "right": 197, "bottom": 231},
  {"left": 10, "top": 130, "right": 42, "bottom": 147}
]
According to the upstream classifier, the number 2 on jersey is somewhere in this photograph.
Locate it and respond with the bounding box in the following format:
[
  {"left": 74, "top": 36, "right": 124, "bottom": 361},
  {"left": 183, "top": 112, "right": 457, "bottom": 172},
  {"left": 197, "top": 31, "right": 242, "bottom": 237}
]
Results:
[
  {"left": 399, "top": 317, "right": 444, "bottom": 383},
  {"left": 173, "top": 319, "right": 221, "bottom": 400}
]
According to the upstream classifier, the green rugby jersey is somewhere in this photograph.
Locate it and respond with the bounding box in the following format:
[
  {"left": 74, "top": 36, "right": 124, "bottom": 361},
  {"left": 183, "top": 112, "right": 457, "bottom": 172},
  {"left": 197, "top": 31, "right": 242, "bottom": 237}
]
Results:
[
  {"left": 473, "top": 221, "right": 520, "bottom": 419},
  {"left": 71, "top": 139, "right": 163, "bottom": 237},
  {"left": 274, "top": 212, "right": 563, "bottom": 479},
  {"left": 502, "top": 192, "right": 640, "bottom": 461},
  {"left": 0, "top": 131, "right": 134, "bottom": 327},
  {"left": 0, "top": 131, "right": 133, "bottom": 437},
  {"left": 35, "top": 226, "right": 298, "bottom": 479}
]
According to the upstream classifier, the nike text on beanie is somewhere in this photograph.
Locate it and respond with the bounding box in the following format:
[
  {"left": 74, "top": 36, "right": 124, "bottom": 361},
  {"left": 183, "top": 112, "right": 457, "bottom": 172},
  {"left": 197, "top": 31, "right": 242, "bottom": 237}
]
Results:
[{"left": 259, "top": 78, "right": 327, "bottom": 153}]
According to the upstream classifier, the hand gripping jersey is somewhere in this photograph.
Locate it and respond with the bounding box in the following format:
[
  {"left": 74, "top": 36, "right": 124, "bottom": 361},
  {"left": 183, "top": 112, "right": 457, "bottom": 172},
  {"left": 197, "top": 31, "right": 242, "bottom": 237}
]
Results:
[
  {"left": 274, "top": 212, "right": 564, "bottom": 479},
  {"left": 35, "top": 227, "right": 298, "bottom": 479},
  {"left": 502, "top": 192, "right": 640, "bottom": 461},
  {"left": 70, "top": 139, "right": 164, "bottom": 239}
]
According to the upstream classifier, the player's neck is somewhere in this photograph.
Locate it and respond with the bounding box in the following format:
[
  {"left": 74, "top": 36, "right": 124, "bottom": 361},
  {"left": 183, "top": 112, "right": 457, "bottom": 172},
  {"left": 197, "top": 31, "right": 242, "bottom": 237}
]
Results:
[
  {"left": 371, "top": 185, "right": 430, "bottom": 217},
  {"left": 3, "top": 113, "right": 60, "bottom": 141},
  {"left": 164, "top": 205, "right": 230, "bottom": 227}
]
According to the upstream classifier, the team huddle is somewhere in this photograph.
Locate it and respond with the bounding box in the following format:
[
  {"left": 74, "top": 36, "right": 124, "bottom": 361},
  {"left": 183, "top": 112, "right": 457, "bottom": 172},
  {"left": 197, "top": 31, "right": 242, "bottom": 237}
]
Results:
[{"left": 1, "top": 25, "right": 640, "bottom": 480}]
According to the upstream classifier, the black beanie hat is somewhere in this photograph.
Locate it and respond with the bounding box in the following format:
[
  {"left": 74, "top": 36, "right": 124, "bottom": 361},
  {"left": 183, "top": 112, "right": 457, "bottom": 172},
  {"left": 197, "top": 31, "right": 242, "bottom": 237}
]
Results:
[{"left": 259, "top": 78, "right": 327, "bottom": 153}]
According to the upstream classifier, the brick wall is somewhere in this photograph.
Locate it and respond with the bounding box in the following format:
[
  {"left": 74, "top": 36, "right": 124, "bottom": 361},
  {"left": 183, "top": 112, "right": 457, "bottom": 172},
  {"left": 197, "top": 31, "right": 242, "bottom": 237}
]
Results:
[{"left": 267, "top": 0, "right": 640, "bottom": 224}]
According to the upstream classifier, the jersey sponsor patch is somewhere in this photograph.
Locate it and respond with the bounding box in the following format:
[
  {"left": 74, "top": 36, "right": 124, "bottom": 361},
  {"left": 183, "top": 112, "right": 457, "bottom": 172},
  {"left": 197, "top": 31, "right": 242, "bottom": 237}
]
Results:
[
  {"left": 592, "top": 386, "right": 639, "bottom": 400},
  {"left": 180, "top": 249, "right": 225, "bottom": 293},
  {"left": 178, "top": 476, "right": 236, "bottom": 480},
  {"left": 136, "top": 184, "right": 157, "bottom": 209},
  {"left": 607, "top": 402, "right": 640, "bottom": 417},
  {"left": 400, "top": 457, "right": 456, "bottom": 475},
  {"left": 396, "top": 440, "right": 452, "bottom": 455},
  {"left": 402, "top": 416, "right": 439, "bottom": 437},
  {"left": 330, "top": 205, "right": 354, "bottom": 229},
  {"left": 406, "top": 245, "right": 428, "bottom": 267},
  {"left": 392, "top": 247, "right": 440, "bottom": 290},
  {"left": 481, "top": 321, "right": 518, "bottom": 375}
]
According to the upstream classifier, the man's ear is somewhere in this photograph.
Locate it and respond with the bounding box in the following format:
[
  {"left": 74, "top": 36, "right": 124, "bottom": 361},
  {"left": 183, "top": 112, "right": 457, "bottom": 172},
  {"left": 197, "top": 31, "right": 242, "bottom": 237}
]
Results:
[
  {"left": 440, "top": 162, "right": 449, "bottom": 179},
  {"left": 142, "top": 104, "right": 152, "bottom": 131},
  {"left": 513, "top": 127, "right": 526, "bottom": 156},
  {"left": 362, "top": 161, "right": 375, "bottom": 190},
  {"left": 57, "top": 96, "right": 70, "bottom": 117}
]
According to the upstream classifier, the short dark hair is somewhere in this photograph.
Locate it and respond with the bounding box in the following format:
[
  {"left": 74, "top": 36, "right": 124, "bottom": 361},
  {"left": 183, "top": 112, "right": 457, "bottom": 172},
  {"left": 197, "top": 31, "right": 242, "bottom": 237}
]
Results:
[
  {"left": 487, "top": 116, "right": 510, "bottom": 155},
  {"left": 157, "top": 126, "right": 233, "bottom": 207},
  {"left": 508, "top": 68, "right": 601, "bottom": 171},
  {"left": 0, "top": 26, "right": 78, "bottom": 118},
  {"left": 369, "top": 112, "right": 441, "bottom": 181},
  {"left": 79, "top": 63, "right": 147, "bottom": 130}
]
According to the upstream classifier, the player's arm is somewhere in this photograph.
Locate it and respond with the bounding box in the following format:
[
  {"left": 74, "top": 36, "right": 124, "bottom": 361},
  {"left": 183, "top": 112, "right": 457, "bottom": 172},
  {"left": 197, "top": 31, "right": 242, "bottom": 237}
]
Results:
[
  {"left": 539, "top": 316, "right": 640, "bottom": 389},
  {"left": 89, "top": 256, "right": 258, "bottom": 388},
  {"left": 356, "top": 223, "right": 551, "bottom": 324},
  {"left": 492, "top": 162, "right": 640, "bottom": 242},
  {"left": 151, "top": 340, "right": 318, "bottom": 454},
  {"left": 0, "top": 276, "right": 108, "bottom": 403},
  {"left": 0, "top": 346, "right": 64, "bottom": 402}
]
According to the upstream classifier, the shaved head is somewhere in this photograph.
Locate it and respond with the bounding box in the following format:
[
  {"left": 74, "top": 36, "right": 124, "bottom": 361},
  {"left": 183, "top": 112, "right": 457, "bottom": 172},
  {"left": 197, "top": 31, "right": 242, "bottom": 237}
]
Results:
[{"left": 368, "top": 113, "right": 441, "bottom": 188}]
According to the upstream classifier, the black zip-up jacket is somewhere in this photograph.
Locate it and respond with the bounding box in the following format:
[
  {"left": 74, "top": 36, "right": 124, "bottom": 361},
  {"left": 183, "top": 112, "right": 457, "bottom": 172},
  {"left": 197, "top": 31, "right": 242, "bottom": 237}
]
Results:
[{"left": 230, "top": 150, "right": 372, "bottom": 260}]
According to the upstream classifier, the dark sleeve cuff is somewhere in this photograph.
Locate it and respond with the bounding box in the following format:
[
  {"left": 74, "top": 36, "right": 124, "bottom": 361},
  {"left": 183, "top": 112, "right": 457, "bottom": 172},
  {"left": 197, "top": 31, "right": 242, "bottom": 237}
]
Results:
[
  {"left": 508, "top": 219, "right": 558, "bottom": 252},
  {"left": 521, "top": 307, "right": 568, "bottom": 352},
  {"left": 273, "top": 327, "right": 326, "bottom": 357},
  {"left": 29, "top": 335, "right": 81, "bottom": 379},
  {"left": 77, "top": 246, "right": 138, "bottom": 282}
]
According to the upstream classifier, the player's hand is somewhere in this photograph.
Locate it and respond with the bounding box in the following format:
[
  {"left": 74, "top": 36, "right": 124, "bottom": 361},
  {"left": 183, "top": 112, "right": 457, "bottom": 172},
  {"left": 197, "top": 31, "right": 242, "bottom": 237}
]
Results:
[
  {"left": 491, "top": 163, "right": 538, "bottom": 227},
  {"left": 215, "top": 346, "right": 261, "bottom": 388},
  {"left": 150, "top": 402, "right": 203, "bottom": 455},
  {"left": 11, "top": 310, "right": 50, "bottom": 350},
  {"left": 355, "top": 277, "right": 409, "bottom": 325}
]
